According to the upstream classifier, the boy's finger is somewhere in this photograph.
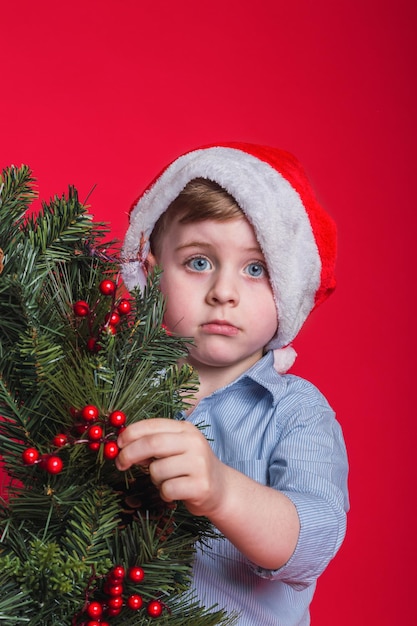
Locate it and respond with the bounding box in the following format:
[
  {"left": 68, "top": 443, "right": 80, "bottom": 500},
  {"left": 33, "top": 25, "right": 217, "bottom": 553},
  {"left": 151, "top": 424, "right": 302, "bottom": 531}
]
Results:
[
  {"left": 115, "top": 443, "right": 154, "bottom": 471},
  {"left": 117, "top": 417, "right": 187, "bottom": 447}
]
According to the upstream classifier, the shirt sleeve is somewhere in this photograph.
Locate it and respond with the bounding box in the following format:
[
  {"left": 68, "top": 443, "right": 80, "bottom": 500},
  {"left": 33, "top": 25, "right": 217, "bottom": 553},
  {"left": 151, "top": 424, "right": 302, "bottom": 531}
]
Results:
[{"left": 250, "top": 384, "right": 349, "bottom": 589}]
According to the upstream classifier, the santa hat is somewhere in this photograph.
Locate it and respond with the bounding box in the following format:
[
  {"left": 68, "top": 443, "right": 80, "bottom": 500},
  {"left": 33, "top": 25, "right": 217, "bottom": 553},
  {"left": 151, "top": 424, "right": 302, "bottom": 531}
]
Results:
[{"left": 122, "top": 142, "right": 337, "bottom": 359}]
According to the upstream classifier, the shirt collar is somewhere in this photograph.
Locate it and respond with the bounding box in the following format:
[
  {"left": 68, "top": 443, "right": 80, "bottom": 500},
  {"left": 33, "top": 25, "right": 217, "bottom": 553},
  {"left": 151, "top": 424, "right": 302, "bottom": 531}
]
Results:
[{"left": 232, "top": 350, "right": 286, "bottom": 407}]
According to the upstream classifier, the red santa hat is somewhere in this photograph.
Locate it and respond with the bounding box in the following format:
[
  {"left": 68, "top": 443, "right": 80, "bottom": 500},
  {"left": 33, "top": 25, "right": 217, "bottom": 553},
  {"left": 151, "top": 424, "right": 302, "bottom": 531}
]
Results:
[{"left": 122, "top": 142, "right": 337, "bottom": 358}]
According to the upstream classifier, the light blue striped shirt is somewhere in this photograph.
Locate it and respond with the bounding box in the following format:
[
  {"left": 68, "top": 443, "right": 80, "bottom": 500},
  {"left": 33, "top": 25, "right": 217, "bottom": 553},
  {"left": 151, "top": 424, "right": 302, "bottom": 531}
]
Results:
[{"left": 186, "top": 350, "right": 349, "bottom": 625}]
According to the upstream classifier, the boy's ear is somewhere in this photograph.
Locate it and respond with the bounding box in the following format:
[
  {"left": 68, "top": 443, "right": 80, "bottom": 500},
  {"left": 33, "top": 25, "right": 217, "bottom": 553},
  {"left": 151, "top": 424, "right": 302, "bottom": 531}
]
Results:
[{"left": 144, "top": 251, "right": 157, "bottom": 276}]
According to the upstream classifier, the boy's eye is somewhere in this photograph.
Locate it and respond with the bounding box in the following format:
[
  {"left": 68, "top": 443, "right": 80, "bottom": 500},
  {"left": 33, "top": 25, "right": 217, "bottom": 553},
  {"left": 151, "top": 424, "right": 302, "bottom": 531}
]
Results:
[
  {"left": 186, "top": 257, "right": 212, "bottom": 272},
  {"left": 245, "top": 262, "right": 266, "bottom": 278}
]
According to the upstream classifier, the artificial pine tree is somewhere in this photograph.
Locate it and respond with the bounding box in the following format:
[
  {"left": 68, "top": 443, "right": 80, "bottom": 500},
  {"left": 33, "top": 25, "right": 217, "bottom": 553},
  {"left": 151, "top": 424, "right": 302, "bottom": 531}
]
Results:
[{"left": 0, "top": 166, "right": 233, "bottom": 625}]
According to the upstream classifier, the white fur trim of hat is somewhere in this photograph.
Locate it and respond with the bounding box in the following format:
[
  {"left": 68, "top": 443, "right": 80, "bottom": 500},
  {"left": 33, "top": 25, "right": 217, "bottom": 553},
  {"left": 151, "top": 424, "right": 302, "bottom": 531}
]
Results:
[{"left": 122, "top": 142, "right": 337, "bottom": 354}]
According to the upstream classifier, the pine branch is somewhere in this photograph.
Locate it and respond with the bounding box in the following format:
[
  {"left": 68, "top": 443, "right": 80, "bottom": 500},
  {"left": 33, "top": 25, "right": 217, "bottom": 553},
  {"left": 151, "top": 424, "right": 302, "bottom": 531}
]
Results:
[
  {"left": 21, "top": 185, "right": 109, "bottom": 260},
  {"left": 0, "top": 164, "right": 36, "bottom": 242},
  {"left": 0, "top": 166, "right": 232, "bottom": 625},
  {"left": 62, "top": 486, "right": 120, "bottom": 563}
]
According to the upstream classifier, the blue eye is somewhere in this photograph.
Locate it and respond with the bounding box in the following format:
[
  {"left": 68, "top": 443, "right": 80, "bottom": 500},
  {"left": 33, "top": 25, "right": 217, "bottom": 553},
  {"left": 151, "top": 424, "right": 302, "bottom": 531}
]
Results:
[
  {"left": 187, "top": 257, "right": 211, "bottom": 272},
  {"left": 245, "top": 262, "right": 265, "bottom": 277}
]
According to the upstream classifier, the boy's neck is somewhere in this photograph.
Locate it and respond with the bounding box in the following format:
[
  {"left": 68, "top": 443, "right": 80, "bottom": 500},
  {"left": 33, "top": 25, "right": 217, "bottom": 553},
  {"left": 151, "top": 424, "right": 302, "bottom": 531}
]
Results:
[{"left": 183, "top": 355, "right": 263, "bottom": 410}]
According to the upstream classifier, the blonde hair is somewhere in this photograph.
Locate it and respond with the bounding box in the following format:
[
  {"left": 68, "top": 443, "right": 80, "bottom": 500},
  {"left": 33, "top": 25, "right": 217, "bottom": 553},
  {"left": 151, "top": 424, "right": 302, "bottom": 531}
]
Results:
[{"left": 150, "top": 178, "right": 242, "bottom": 256}]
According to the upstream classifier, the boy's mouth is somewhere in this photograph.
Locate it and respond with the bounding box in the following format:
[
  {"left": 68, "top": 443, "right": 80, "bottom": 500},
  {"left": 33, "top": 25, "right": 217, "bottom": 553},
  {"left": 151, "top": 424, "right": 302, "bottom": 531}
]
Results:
[{"left": 200, "top": 320, "right": 239, "bottom": 337}]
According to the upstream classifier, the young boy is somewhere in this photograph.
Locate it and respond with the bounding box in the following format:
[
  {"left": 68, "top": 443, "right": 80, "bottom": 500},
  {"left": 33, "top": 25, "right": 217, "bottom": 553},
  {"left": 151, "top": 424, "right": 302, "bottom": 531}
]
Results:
[{"left": 118, "top": 143, "right": 349, "bottom": 625}]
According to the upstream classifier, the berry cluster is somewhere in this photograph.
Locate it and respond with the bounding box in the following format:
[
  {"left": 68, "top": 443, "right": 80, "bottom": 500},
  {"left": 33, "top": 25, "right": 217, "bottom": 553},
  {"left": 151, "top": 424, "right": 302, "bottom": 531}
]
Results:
[
  {"left": 21, "top": 447, "right": 63, "bottom": 474},
  {"left": 72, "top": 278, "right": 132, "bottom": 353},
  {"left": 74, "top": 404, "right": 126, "bottom": 458},
  {"left": 21, "top": 404, "right": 126, "bottom": 473},
  {"left": 21, "top": 279, "right": 133, "bottom": 474},
  {"left": 82, "top": 565, "right": 165, "bottom": 623}
]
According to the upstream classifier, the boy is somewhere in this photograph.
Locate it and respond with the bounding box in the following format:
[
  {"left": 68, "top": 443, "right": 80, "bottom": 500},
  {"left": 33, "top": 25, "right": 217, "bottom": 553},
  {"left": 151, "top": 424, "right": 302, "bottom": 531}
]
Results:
[{"left": 118, "top": 143, "right": 349, "bottom": 625}]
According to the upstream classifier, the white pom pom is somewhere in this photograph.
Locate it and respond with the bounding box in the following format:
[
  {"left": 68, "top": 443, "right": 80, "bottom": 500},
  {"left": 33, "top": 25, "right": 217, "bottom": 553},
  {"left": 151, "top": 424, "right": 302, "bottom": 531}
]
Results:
[{"left": 272, "top": 346, "right": 297, "bottom": 374}]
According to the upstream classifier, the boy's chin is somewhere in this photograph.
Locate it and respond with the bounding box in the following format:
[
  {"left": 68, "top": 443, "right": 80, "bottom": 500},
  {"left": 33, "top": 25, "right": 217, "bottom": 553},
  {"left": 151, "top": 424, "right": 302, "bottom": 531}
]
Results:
[{"left": 186, "top": 346, "right": 263, "bottom": 372}]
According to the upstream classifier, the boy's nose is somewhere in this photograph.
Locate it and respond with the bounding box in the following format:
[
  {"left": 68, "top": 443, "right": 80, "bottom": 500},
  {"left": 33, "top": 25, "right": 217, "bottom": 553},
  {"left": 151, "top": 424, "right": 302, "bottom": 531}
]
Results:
[{"left": 206, "top": 272, "right": 239, "bottom": 306}]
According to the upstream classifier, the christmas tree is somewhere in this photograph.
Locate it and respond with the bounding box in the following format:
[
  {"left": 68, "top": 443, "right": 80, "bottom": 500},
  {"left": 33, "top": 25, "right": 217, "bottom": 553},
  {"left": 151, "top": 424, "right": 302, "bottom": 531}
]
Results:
[{"left": 0, "top": 166, "right": 233, "bottom": 625}]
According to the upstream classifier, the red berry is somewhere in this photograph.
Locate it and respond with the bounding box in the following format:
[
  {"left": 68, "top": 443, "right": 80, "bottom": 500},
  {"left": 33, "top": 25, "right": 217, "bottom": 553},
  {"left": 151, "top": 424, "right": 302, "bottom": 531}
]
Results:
[
  {"left": 52, "top": 434, "right": 68, "bottom": 448},
  {"left": 147, "top": 600, "right": 163, "bottom": 617},
  {"left": 106, "top": 607, "right": 122, "bottom": 617},
  {"left": 88, "top": 442, "right": 100, "bottom": 451},
  {"left": 127, "top": 594, "right": 143, "bottom": 610},
  {"left": 109, "top": 565, "right": 125, "bottom": 581},
  {"left": 105, "top": 583, "right": 123, "bottom": 596},
  {"left": 99, "top": 279, "right": 116, "bottom": 296},
  {"left": 38, "top": 453, "right": 49, "bottom": 469},
  {"left": 87, "top": 337, "right": 101, "bottom": 353},
  {"left": 87, "top": 601, "right": 103, "bottom": 619},
  {"left": 44, "top": 455, "right": 63, "bottom": 474},
  {"left": 103, "top": 441, "right": 119, "bottom": 460},
  {"left": 104, "top": 324, "right": 117, "bottom": 336},
  {"left": 75, "top": 423, "right": 88, "bottom": 435},
  {"left": 73, "top": 300, "right": 90, "bottom": 317},
  {"left": 87, "top": 425, "right": 103, "bottom": 441},
  {"left": 117, "top": 299, "right": 132, "bottom": 315},
  {"left": 86, "top": 621, "right": 101, "bottom": 626},
  {"left": 22, "top": 447, "right": 39, "bottom": 465},
  {"left": 128, "top": 566, "right": 145, "bottom": 583},
  {"left": 105, "top": 311, "right": 121, "bottom": 326},
  {"left": 81, "top": 405, "right": 100, "bottom": 422},
  {"left": 108, "top": 410, "right": 126, "bottom": 428},
  {"left": 107, "top": 596, "right": 123, "bottom": 610}
]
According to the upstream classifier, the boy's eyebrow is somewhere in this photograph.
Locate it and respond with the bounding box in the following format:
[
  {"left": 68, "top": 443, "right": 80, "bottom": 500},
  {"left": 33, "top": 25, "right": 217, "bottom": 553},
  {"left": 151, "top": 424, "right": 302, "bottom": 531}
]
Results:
[
  {"left": 175, "top": 241, "right": 211, "bottom": 250},
  {"left": 175, "top": 241, "right": 263, "bottom": 254}
]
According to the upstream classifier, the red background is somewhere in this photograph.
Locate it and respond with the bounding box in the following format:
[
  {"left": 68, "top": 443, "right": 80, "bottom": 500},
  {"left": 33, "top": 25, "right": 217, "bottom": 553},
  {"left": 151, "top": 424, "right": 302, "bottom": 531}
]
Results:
[{"left": 1, "top": 1, "right": 416, "bottom": 623}]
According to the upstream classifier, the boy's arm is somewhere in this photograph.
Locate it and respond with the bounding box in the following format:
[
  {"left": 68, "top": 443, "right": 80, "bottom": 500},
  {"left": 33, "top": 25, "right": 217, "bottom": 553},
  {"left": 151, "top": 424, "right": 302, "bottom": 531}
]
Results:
[{"left": 116, "top": 418, "right": 299, "bottom": 570}]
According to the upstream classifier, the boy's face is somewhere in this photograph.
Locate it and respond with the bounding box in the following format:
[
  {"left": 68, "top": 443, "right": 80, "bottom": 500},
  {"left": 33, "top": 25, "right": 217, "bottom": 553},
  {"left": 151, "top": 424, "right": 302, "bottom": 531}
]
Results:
[{"left": 151, "top": 214, "right": 278, "bottom": 377}]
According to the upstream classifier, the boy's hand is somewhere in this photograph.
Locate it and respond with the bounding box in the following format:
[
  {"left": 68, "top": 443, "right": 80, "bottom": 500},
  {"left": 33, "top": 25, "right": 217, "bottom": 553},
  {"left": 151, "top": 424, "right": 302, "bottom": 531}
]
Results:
[
  {"left": 116, "top": 417, "right": 300, "bottom": 570},
  {"left": 115, "top": 418, "right": 223, "bottom": 517}
]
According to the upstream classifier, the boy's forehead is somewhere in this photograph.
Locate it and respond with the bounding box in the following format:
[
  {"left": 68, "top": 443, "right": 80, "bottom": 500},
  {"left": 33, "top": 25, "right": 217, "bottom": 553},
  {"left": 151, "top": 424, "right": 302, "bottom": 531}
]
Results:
[{"left": 168, "top": 214, "right": 264, "bottom": 252}]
